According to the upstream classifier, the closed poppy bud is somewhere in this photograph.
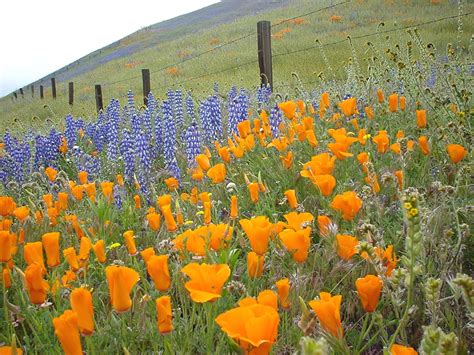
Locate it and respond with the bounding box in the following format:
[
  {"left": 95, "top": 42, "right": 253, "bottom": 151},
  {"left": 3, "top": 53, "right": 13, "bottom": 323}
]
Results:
[
  {"left": 446, "top": 144, "right": 468, "bottom": 164},
  {"left": 105, "top": 265, "right": 140, "bottom": 312},
  {"left": 202, "top": 201, "right": 212, "bottom": 225},
  {"left": 13, "top": 206, "right": 29, "bottom": 223},
  {"left": 279, "top": 227, "right": 311, "bottom": 263},
  {"left": 133, "top": 195, "right": 141, "bottom": 209},
  {"left": 207, "top": 163, "right": 226, "bottom": 184},
  {"left": 100, "top": 182, "right": 114, "bottom": 201},
  {"left": 377, "top": 89, "right": 384, "bottom": 103},
  {"left": 2, "top": 267, "right": 11, "bottom": 289},
  {"left": 140, "top": 247, "right": 155, "bottom": 264},
  {"left": 196, "top": 154, "right": 211, "bottom": 171},
  {"left": 0, "top": 231, "right": 12, "bottom": 262},
  {"left": 42, "top": 232, "right": 60, "bottom": 267},
  {"left": 92, "top": 240, "right": 106, "bottom": 263},
  {"left": 78, "top": 171, "right": 88, "bottom": 184},
  {"left": 161, "top": 204, "right": 177, "bottom": 232},
  {"left": 230, "top": 195, "right": 238, "bottom": 219},
  {"left": 418, "top": 136, "right": 430, "bottom": 155},
  {"left": 24, "top": 241, "right": 45, "bottom": 269},
  {"left": 416, "top": 110, "right": 427, "bottom": 128},
  {"left": 355, "top": 275, "right": 383, "bottom": 312},
  {"left": 63, "top": 247, "right": 79, "bottom": 271},
  {"left": 57, "top": 192, "right": 68, "bottom": 211},
  {"left": 71, "top": 185, "right": 84, "bottom": 201},
  {"left": 147, "top": 255, "right": 171, "bottom": 291},
  {"left": 257, "top": 290, "right": 278, "bottom": 310},
  {"left": 394, "top": 170, "right": 404, "bottom": 190},
  {"left": 43, "top": 194, "right": 53, "bottom": 208},
  {"left": 53, "top": 310, "right": 83, "bottom": 355},
  {"left": 399, "top": 96, "right": 406, "bottom": 111},
  {"left": 330, "top": 191, "right": 363, "bottom": 221},
  {"left": 123, "top": 230, "right": 137, "bottom": 255},
  {"left": 70, "top": 287, "right": 94, "bottom": 335},
  {"left": 388, "top": 93, "right": 398, "bottom": 112},
  {"left": 275, "top": 278, "right": 290, "bottom": 309},
  {"left": 321, "top": 92, "right": 330, "bottom": 109},
  {"left": 284, "top": 189, "right": 298, "bottom": 209},
  {"left": 248, "top": 182, "right": 260, "bottom": 203},
  {"left": 78, "top": 236, "right": 91, "bottom": 262},
  {"left": 156, "top": 296, "right": 173, "bottom": 334},
  {"left": 309, "top": 292, "right": 343, "bottom": 338},
  {"left": 0, "top": 196, "right": 16, "bottom": 217},
  {"left": 390, "top": 344, "right": 418, "bottom": 355},
  {"left": 45, "top": 167, "right": 58, "bottom": 182},
  {"left": 240, "top": 216, "right": 273, "bottom": 256},
  {"left": 247, "top": 252, "right": 264, "bottom": 278},
  {"left": 336, "top": 234, "right": 359, "bottom": 260},
  {"left": 146, "top": 212, "right": 161, "bottom": 231},
  {"left": 317, "top": 215, "right": 332, "bottom": 237},
  {"left": 25, "top": 263, "right": 49, "bottom": 304}
]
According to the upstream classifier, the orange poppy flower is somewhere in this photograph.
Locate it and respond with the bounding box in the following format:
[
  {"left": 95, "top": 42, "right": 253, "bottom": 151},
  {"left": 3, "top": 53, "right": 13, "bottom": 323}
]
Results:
[
  {"left": 0, "top": 347, "right": 23, "bottom": 355},
  {"left": 237, "top": 120, "right": 251, "bottom": 138},
  {"left": 172, "top": 229, "right": 206, "bottom": 256},
  {"left": 57, "top": 192, "right": 68, "bottom": 211},
  {"left": 100, "top": 181, "right": 114, "bottom": 201},
  {"left": 388, "top": 93, "right": 398, "bottom": 112},
  {"left": 181, "top": 263, "right": 230, "bottom": 303},
  {"left": 146, "top": 212, "right": 161, "bottom": 231},
  {"left": 327, "top": 134, "right": 357, "bottom": 160},
  {"left": 377, "top": 245, "right": 398, "bottom": 276},
  {"left": 63, "top": 247, "right": 80, "bottom": 271},
  {"left": 12, "top": 206, "right": 29, "bottom": 223},
  {"left": 257, "top": 290, "right": 278, "bottom": 310},
  {"left": 156, "top": 296, "right": 173, "bottom": 334},
  {"left": 372, "top": 130, "right": 389, "bottom": 153},
  {"left": 2, "top": 267, "right": 11, "bottom": 289},
  {"left": 116, "top": 174, "right": 124, "bottom": 186},
  {"left": 84, "top": 183, "right": 97, "bottom": 203},
  {"left": 355, "top": 275, "right": 383, "bottom": 312},
  {"left": 390, "top": 344, "right": 418, "bottom": 355},
  {"left": 147, "top": 255, "right": 171, "bottom": 291},
  {"left": 161, "top": 204, "right": 177, "bottom": 232},
  {"left": 215, "top": 303, "right": 279, "bottom": 354},
  {"left": 24, "top": 241, "right": 45, "bottom": 269},
  {"left": 399, "top": 96, "right": 406, "bottom": 111},
  {"left": 377, "top": 89, "right": 384, "bottom": 103},
  {"left": 331, "top": 191, "right": 363, "bottom": 221},
  {"left": 278, "top": 101, "right": 297, "bottom": 119},
  {"left": 365, "top": 106, "right": 375, "bottom": 120},
  {"left": 394, "top": 170, "right": 404, "bottom": 190},
  {"left": 278, "top": 227, "right": 311, "bottom": 262},
  {"left": 275, "top": 278, "right": 291, "bottom": 309},
  {"left": 284, "top": 189, "right": 298, "bottom": 209},
  {"left": 123, "top": 230, "right": 137, "bottom": 255},
  {"left": 92, "top": 240, "right": 106, "bottom": 263},
  {"left": 230, "top": 195, "right": 238, "bottom": 219},
  {"left": 321, "top": 92, "right": 330, "bottom": 109},
  {"left": 309, "top": 292, "right": 343, "bottom": 338},
  {"left": 267, "top": 137, "right": 289, "bottom": 152},
  {"left": 0, "top": 218, "right": 12, "bottom": 231},
  {"left": 105, "top": 265, "right": 140, "bottom": 312},
  {"left": 336, "top": 234, "right": 359, "bottom": 260},
  {"left": 280, "top": 151, "right": 293, "bottom": 169},
  {"left": 357, "top": 129, "right": 367, "bottom": 145},
  {"left": 42, "top": 232, "right": 60, "bottom": 267},
  {"left": 418, "top": 136, "right": 430, "bottom": 155},
  {"left": 338, "top": 97, "right": 357, "bottom": 116},
  {"left": 140, "top": 247, "right": 155, "bottom": 264},
  {"left": 312, "top": 174, "right": 336, "bottom": 197},
  {"left": 157, "top": 195, "right": 172, "bottom": 209},
  {"left": 317, "top": 215, "right": 332, "bottom": 237},
  {"left": 25, "top": 263, "right": 49, "bottom": 304},
  {"left": 70, "top": 287, "right": 94, "bottom": 335},
  {"left": 446, "top": 144, "right": 467, "bottom": 163},
  {"left": 208, "top": 223, "right": 233, "bottom": 251},
  {"left": 0, "top": 196, "right": 16, "bottom": 217},
  {"left": 43, "top": 194, "right": 53, "bottom": 208},
  {"left": 71, "top": 185, "right": 84, "bottom": 201},
  {"left": 248, "top": 182, "right": 260, "bottom": 203},
  {"left": 164, "top": 177, "right": 179, "bottom": 190},
  {"left": 218, "top": 146, "right": 231, "bottom": 163},
  {"left": 196, "top": 154, "right": 211, "bottom": 171},
  {"left": 207, "top": 163, "right": 226, "bottom": 184},
  {"left": 53, "top": 310, "right": 83, "bottom": 355},
  {"left": 0, "top": 231, "right": 12, "bottom": 262},
  {"left": 45, "top": 167, "right": 58, "bottom": 182},
  {"left": 247, "top": 251, "right": 264, "bottom": 278},
  {"left": 301, "top": 153, "right": 337, "bottom": 177},
  {"left": 283, "top": 211, "right": 313, "bottom": 231},
  {"left": 78, "top": 171, "right": 88, "bottom": 184},
  {"left": 416, "top": 110, "right": 427, "bottom": 128},
  {"left": 240, "top": 216, "right": 273, "bottom": 255}
]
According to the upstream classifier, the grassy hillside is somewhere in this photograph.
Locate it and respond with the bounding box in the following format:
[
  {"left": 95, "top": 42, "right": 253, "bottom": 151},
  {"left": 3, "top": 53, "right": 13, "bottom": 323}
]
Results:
[{"left": 0, "top": 0, "right": 472, "bottom": 134}]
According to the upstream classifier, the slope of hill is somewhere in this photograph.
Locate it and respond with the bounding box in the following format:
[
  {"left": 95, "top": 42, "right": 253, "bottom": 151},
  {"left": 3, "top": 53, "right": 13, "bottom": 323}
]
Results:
[{"left": 0, "top": 0, "right": 472, "bottom": 133}]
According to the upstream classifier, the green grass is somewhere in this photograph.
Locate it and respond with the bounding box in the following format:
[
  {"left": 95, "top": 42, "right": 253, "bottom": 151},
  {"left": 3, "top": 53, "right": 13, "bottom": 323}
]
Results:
[{"left": 0, "top": 0, "right": 472, "bottom": 134}]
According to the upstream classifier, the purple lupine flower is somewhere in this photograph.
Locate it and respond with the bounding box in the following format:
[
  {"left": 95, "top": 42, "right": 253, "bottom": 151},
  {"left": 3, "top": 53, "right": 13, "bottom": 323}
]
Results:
[
  {"left": 256, "top": 84, "right": 271, "bottom": 105},
  {"left": 186, "top": 93, "right": 195, "bottom": 121},
  {"left": 65, "top": 115, "right": 77, "bottom": 147},
  {"left": 113, "top": 184, "right": 123, "bottom": 209},
  {"left": 127, "top": 90, "right": 136, "bottom": 121},
  {"left": 162, "top": 100, "right": 176, "bottom": 166},
  {"left": 269, "top": 105, "right": 282, "bottom": 138},
  {"left": 199, "top": 99, "right": 212, "bottom": 145},
  {"left": 207, "top": 95, "right": 223, "bottom": 143},
  {"left": 153, "top": 110, "right": 163, "bottom": 155},
  {"left": 120, "top": 130, "right": 135, "bottom": 182},
  {"left": 174, "top": 90, "right": 184, "bottom": 132},
  {"left": 106, "top": 99, "right": 120, "bottom": 162},
  {"left": 184, "top": 122, "right": 201, "bottom": 168}
]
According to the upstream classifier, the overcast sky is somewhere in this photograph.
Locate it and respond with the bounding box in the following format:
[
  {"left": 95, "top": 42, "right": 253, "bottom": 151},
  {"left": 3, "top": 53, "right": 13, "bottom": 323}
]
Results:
[{"left": 0, "top": 0, "right": 219, "bottom": 97}]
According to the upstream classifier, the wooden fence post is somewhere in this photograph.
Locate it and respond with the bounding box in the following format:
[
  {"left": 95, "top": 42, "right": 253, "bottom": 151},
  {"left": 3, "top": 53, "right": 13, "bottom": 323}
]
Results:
[
  {"left": 257, "top": 20, "right": 273, "bottom": 90},
  {"left": 68, "top": 82, "right": 74, "bottom": 106},
  {"left": 51, "top": 78, "right": 57, "bottom": 99},
  {"left": 19, "top": 88, "right": 24, "bottom": 98},
  {"left": 95, "top": 84, "right": 103, "bottom": 112},
  {"left": 13, "top": 92, "right": 17, "bottom": 100},
  {"left": 142, "top": 69, "right": 151, "bottom": 106},
  {"left": 40, "top": 85, "right": 44, "bottom": 99}
]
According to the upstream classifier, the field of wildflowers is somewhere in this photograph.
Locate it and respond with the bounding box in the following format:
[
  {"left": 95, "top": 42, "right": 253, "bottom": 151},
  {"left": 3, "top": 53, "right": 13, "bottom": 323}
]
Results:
[{"left": 0, "top": 11, "right": 473, "bottom": 355}]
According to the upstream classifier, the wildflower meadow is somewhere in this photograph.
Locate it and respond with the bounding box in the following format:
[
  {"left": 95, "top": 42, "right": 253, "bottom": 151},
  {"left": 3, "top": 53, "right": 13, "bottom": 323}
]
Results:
[{"left": 0, "top": 5, "right": 473, "bottom": 355}]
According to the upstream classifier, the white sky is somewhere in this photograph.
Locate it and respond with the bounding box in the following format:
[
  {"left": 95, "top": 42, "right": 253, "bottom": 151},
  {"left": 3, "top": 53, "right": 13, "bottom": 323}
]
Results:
[{"left": 0, "top": 0, "right": 219, "bottom": 97}]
